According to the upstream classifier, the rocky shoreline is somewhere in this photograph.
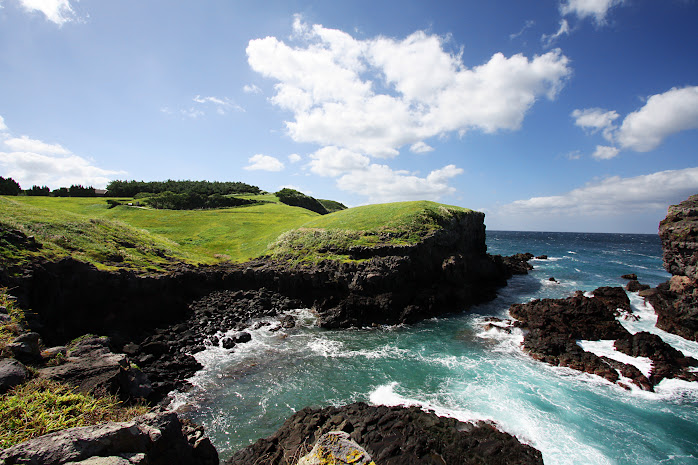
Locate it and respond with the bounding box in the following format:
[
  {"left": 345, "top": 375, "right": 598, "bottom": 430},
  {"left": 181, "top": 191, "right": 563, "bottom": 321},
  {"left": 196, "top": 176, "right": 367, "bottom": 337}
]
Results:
[
  {"left": 491, "top": 194, "right": 698, "bottom": 392},
  {"left": 1, "top": 211, "right": 540, "bottom": 464}
]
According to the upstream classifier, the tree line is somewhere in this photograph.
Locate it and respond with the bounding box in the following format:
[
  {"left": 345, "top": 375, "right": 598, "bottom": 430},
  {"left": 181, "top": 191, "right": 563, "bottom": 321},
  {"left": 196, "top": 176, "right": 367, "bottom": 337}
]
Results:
[
  {"left": 0, "top": 177, "right": 97, "bottom": 197},
  {"left": 106, "top": 180, "right": 261, "bottom": 197}
]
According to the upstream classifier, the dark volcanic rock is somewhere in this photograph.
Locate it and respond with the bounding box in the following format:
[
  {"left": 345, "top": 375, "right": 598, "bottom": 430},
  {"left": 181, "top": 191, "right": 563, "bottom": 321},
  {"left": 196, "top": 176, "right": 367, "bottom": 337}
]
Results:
[
  {"left": 0, "top": 358, "right": 30, "bottom": 394},
  {"left": 38, "top": 336, "right": 152, "bottom": 401},
  {"left": 650, "top": 194, "right": 698, "bottom": 341},
  {"left": 226, "top": 402, "right": 543, "bottom": 465},
  {"left": 621, "top": 273, "right": 638, "bottom": 280},
  {"left": 509, "top": 287, "right": 698, "bottom": 390},
  {"left": 0, "top": 411, "right": 218, "bottom": 465}
]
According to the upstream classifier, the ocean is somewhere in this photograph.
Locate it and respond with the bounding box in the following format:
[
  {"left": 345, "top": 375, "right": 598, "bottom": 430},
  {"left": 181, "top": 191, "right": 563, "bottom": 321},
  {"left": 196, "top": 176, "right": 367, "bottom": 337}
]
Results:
[{"left": 171, "top": 231, "right": 698, "bottom": 464}]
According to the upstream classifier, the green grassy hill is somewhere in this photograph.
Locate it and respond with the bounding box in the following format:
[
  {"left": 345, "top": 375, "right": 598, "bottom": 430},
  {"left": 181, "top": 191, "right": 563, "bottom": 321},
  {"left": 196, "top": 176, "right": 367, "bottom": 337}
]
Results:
[{"left": 0, "top": 196, "right": 474, "bottom": 271}]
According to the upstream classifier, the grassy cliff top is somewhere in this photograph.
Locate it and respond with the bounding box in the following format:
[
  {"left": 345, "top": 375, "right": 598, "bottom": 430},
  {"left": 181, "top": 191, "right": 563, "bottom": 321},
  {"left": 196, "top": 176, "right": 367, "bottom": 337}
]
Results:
[
  {"left": 265, "top": 201, "right": 476, "bottom": 262},
  {"left": 0, "top": 196, "right": 476, "bottom": 271}
]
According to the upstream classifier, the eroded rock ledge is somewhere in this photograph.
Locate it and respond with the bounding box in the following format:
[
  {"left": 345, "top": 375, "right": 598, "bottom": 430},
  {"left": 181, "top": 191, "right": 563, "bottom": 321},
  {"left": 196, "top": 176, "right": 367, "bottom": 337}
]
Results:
[{"left": 226, "top": 402, "right": 543, "bottom": 465}]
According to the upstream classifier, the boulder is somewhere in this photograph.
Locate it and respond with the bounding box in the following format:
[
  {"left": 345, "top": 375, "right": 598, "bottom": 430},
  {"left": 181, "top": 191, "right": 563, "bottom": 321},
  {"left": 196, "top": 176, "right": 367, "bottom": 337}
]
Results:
[
  {"left": 38, "top": 336, "right": 152, "bottom": 400},
  {"left": 6, "top": 331, "right": 42, "bottom": 362},
  {"left": 297, "top": 431, "right": 374, "bottom": 465},
  {"left": 0, "top": 358, "right": 30, "bottom": 394},
  {"left": 0, "top": 411, "right": 218, "bottom": 465}
]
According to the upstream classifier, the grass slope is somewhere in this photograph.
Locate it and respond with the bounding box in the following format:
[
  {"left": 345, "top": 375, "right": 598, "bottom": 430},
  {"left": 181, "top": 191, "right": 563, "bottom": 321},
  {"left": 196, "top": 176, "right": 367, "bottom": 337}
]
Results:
[
  {"left": 266, "top": 201, "right": 474, "bottom": 262},
  {"left": 0, "top": 197, "right": 474, "bottom": 270},
  {"left": 0, "top": 195, "right": 318, "bottom": 270}
]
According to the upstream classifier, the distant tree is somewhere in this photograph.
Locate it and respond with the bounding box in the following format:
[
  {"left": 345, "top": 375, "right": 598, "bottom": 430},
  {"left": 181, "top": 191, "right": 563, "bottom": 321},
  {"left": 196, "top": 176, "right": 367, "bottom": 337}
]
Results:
[
  {"left": 275, "top": 188, "right": 329, "bottom": 215},
  {"left": 0, "top": 176, "right": 21, "bottom": 195},
  {"left": 68, "top": 185, "right": 96, "bottom": 197},
  {"left": 51, "top": 187, "right": 69, "bottom": 197},
  {"left": 25, "top": 185, "right": 51, "bottom": 196},
  {"left": 106, "top": 179, "right": 261, "bottom": 197},
  {"left": 318, "top": 199, "right": 347, "bottom": 213}
]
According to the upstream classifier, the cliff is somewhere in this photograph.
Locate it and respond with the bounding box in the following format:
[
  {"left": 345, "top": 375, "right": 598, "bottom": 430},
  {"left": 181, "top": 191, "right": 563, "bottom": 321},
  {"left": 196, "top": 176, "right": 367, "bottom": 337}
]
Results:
[{"left": 645, "top": 194, "right": 698, "bottom": 341}]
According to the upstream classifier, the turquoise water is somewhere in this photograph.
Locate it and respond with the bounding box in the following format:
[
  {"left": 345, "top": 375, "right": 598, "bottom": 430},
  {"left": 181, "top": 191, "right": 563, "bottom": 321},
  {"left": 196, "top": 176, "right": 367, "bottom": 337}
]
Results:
[{"left": 172, "top": 232, "right": 698, "bottom": 464}]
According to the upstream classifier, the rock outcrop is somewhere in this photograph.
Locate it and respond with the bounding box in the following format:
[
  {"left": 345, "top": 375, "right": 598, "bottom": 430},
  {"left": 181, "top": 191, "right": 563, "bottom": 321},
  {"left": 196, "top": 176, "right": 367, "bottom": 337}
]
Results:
[
  {"left": 226, "top": 402, "right": 543, "bottom": 465},
  {"left": 38, "top": 336, "right": 152, "bottom": 401},
  {"left": 509, "top": 287, "right": 698, "bottom": 390},
  {"left": 646, "top": 194, "right": 698, "bottom": 341},
  {"left": 0, "top": 411, "right": 218, "bottom": 465}
]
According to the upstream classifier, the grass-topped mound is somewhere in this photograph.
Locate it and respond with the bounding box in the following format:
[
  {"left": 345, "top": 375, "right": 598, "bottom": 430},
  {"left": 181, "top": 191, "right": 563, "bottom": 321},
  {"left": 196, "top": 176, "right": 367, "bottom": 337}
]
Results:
[{"left": 266, "top": 201, "right": 475, "bottom": 262}]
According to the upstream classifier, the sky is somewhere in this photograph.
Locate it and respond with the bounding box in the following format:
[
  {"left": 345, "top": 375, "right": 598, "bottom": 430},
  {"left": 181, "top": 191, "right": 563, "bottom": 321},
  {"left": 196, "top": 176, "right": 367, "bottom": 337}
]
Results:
[{"left": 0, "top": 0, "right": 697, "bottom": 233}]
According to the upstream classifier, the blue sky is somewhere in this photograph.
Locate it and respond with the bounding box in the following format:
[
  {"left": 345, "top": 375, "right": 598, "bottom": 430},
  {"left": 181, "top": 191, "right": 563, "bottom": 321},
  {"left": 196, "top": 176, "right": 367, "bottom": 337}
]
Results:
[{"left": 1, "top": 0, "right": 697, "bottom": 233}]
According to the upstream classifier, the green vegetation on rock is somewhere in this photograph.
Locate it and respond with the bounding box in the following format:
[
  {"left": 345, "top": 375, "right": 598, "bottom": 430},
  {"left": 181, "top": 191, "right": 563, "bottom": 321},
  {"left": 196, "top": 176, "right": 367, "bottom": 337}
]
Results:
[
  {"left": 266, "top": 201, "right": 474, "bottom": 262},
  {"left": 0, "top": 378, "right": 148, "bottom": 449}
]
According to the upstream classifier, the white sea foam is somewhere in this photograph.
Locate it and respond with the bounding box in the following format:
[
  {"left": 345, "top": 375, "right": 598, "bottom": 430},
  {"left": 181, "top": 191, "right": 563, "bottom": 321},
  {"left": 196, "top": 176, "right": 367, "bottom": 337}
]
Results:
[
  {"left": 368, "top": 382, "right": 489, "bottom": 424},
  {"left": 577, "top": 339, "right": 653, "bottom": 377}
]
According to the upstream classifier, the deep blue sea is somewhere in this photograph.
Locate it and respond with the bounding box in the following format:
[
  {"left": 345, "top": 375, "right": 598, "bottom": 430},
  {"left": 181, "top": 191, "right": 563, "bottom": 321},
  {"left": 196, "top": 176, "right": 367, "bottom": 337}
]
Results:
[{"left": 171, "top": 231, "right": 698, "bottom": 464}]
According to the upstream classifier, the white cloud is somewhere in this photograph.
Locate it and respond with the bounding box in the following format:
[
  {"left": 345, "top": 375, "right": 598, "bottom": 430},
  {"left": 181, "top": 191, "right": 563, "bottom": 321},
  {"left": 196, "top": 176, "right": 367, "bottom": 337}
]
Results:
[
  {"left": 308, "top": 146, "right": 370, "bottom": 177},
  {"left": 247, "top": 17, "right": 571, "bottom": 158},
  {"left": 410, "top": 141, "right": 434, "bottom": 154},
  {"left": 541, "top": 19, "right": 570, "bottom": 47},
  {"left": 592, "top": 145, "right": 619, "bottom": 160},
  {"left": 499, "top": 167, "right": 698, "bottom": 217},
  {"left": 0, "top": 115, "right": 7, "bottom": 132},
  {"left": 573, "top": 86, "right": 698, "bottom": 155},
  {"left": 192, "top": 95, "right": 243, "bottom": 115},
  {"left": 616, "top": 86, "right": 698, "bottom": 152},
  {"left": 4, "top": 135, "right": 71, "bottom": 155},
  {"left": 18, "top": 0, "right": 77, "bottom": 26},
  {"left": 243, "top": 84, "right": 262, "bottom": 94},
  {"left": 336, "top": 163, "right": 463, "bottom": 203},
  {"left": 510, "top": 20, "right": 535, "bottom": 40},
  {"left": 561, "top": 0, "right": 624, "bottom": 24},
  {"left": 288, "top": 153, "right": 302, "bottom": 163},
  {"left": 244, "top": 154, "right": 285, "bottom": 172},
  {"left": 0, "top": 151, "right": 124, "bottom": 189},
  {"left": 572, "top": 107, "right": 619, "bottom": 143}
]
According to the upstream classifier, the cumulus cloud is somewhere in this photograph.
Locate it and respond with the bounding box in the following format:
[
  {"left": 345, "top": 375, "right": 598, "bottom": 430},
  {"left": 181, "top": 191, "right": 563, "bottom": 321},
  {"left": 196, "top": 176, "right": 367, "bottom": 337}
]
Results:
[
  {"left": 572, "top": 86, "right": 698, "bottom": 156},
  {"left": 336, "top": 163, "right": 463, "bottom": 203},
  {"left": 288, "top": 153, "right": 302, "bottom": 163},
  {"left": 615, "top": 86, "right": 698, "bottom": 152},
  {"left": 561, "top": 0, "right": 624, "bottom": 24},
  {"left": 409, "top": 141, "right": 434, "bottom": 154},
  {"left": 0, "top": 115, "right": 7, "bottom": 132},
  {"left": 571, "top": 108, "right": 619, "bottom": 141},
  {"left": 18, "top": 0, "right": 78, "bottom": 26},
  {"left": 247, "top": 17, "right": 571, "bottom": 158},
  {"left": 244, "top": 154, "right": 285, "bottom": 172},
  {"left": 0, "top": 125, "right": 125, "bottom": 189},
  {"left": 4, "top": 135, "right": 71, "bottom": 155},
  {"left": 592, "top": 145, "right": 619, "bottom": 160},
  {"left": 308, "top": 146, "right": 370, "bottom": 177},
  {"left": 499, "top": 167, "right": 698, "bottom": 217}
]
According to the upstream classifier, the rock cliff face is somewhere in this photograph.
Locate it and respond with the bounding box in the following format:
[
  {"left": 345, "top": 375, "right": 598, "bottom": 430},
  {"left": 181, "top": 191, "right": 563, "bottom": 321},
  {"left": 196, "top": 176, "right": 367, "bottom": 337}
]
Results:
[
  {"left": 659, "top": 194, "right": 698, "bottom": 279},
  {"left": 648, "top": 194, "right": 698, "bottom": 341},
  {"left": 3, "top": 212, "right": 521, "bottom": 348}
]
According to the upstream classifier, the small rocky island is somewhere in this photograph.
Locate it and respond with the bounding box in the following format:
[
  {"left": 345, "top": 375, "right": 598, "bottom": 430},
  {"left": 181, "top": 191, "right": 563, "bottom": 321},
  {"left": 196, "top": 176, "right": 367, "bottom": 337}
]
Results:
[{"left": 0, "top": 202, "right": 538, "bottom": 464}]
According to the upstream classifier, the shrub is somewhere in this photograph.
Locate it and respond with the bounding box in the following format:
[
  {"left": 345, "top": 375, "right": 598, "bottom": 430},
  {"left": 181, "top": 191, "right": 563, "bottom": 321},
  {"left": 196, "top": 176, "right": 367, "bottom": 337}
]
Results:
[{"left": 275, "top": 188, "right": 328, "bottom": 215}]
